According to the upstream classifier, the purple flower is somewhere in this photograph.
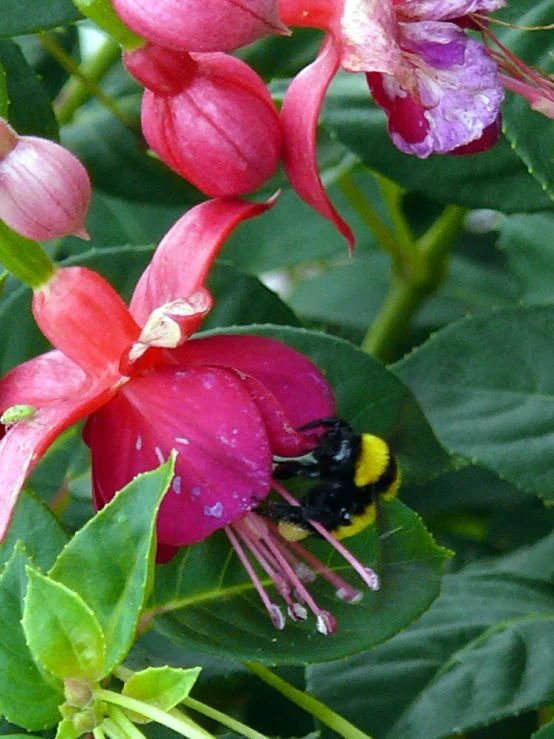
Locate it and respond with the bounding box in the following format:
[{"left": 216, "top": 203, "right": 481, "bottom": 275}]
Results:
[{"left": 278, "top": 0, "right": 505, "bottom": 246}]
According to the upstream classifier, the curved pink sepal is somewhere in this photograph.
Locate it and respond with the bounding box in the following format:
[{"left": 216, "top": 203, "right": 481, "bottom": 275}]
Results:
[
  {"left": 0, "top": 350, "right": 87, "bottom": 412},
  {"left": 129, "top": 197, "right": 276, "bottom": 325},
  {"left": 33, "top": 267, "right": 140, "bottom": 379},
  {"left": 281, "top": 36, "right": 355, "bottom": 251},
  {"left": 85, "top": 365, "right": 273, "bottom": 545},
  {"left": 174, "top": 334, "right": 336, "bottom": 455},
  {"left": 0, "top": 383, "right": 115, "bottom": 540}
]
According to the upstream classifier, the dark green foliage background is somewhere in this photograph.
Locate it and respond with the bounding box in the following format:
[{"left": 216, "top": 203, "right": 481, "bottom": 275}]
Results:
[{"left": 0, "top": 0, "right": 554, "bottom": 737}]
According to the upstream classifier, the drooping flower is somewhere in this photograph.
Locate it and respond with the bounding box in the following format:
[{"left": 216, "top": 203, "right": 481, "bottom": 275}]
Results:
[
  {"left": 0, "top": 118, "right": 91, "bottom": 241},
  {"left": 0, "top": 197, "right": 334, "bottom": 548},
  {"left": 124, "top": 44, "right": 282, "bottom": 198},
  {"left": 112, "top": 0, "right": 289, "bottom": 53},
  {"left": 277, "top": 0, "right": 506, "bottom": 247}
]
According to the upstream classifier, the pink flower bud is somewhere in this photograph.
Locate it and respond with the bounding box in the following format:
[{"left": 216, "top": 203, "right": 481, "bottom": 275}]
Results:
[
  {"left": 0, "top": 119, "right": 91, "bottom": 241},
  {"left": 112, "top": 0, "right": 288, "bottom": 52},
  {"left": 125, "top": 45, "right": 282, "bottom": 198}
]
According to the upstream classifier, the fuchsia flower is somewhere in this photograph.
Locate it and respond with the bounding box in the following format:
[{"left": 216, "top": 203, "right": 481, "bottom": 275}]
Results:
[
  {"left": 124, "top": 44, "right": 282, "bottom": 198},
  {"left": 0, "top": 197, "right": 334, "bottom": 550},
  {"left": 112, "top": 0, "right": 288, "bottom": 52},
  {"left": 278, "top": 0, "right": 506, "bottom": 247},
  {"left": 0, "top": 118, "right": 91, "bottom": 241}
]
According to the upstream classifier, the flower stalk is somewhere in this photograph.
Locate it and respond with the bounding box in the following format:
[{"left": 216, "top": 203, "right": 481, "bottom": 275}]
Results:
[
  {"left": 361, "top": 202, "right": 466, "bottom": 363},
  {"left": 42, "top": 33, "right": 133, "bottom": 127},
  {"left": 243, "top": 662, "right": 376, "bottom": 739}
]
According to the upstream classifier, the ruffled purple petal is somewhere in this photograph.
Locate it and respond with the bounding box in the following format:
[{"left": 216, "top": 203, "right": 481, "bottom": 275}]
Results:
[
  {"left": 84, "top": 365, "right": 272, "bottom": 545},
  {"left": 395, "top": 0, "right": 506, "bottom": 22},
  {"left": 172, "top": 334, "right": 336, "bottom": 456},
  {"left": 368, "top": 34, "right": 503, "bottom": 157}
]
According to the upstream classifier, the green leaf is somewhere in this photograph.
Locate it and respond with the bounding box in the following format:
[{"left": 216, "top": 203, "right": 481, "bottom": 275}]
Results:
[
  {"left": 55, "top": 720, "right": 80, "bottom": 739},
  {"left": 393, "top": 305, "right": 554, "bottom": 500},
  {"left": 323, "top": 72, "right": 553, "bottom": 213},
  {"left": 204, "top": 263, "right": 300, "bottom": 330},
  {"left": 122, "top": 666, "right": 201, "bottom": 722},
  {"left": 500, "top": 212, "right": 554, "bottom": 304},
  {"left": 151, "top": 499, "right": 449, "bottom": 665},
  {"left": 0, "top": 0, "right": 81, "bottom": 36},
  {"left": 0, "top": 40, "right": 58, "bottom": 139},
  {"left": 49, "top": 458, "right": 175, "bottom": 677},
  {"left": 23, "top": 568, "right": 106, "bottom": 680},
  {"left": 0, "top": 489, "right": 68, "bottom": 572},
  {"left": 499, "top": 0, "right": 554, "bottom": 202},
  {"left": 309, "top": 558, "right": 554, "bottom": 739},
  {"left": 533, "top": 720, "right": 554, "bottom": 739},
  {"left": 0, "top": 545, "right": 62, "bottom": 730},
  {"left": 220, "top": 173, "right": 382, "bottom": 273}
]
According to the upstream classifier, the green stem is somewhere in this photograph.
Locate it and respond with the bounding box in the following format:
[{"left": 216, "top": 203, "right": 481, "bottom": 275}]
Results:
[
  {"left": 95, "top": 689, "right": 217, "bottom": 739},
  {"left": 107, "top": 705, "right": 150, "bottom": 739},
  {"left": 361, "top": 205, "right": 466, "bottom": 363},
  {"left": 182, "top": 696, "right": 270, "bottom": 739},
  {"left": 102, "top": 717, "right": 130, "bottom": 739},
  {"left": 39, "top": 32, "right": 132, "bottom": 127},
  {"left": 337, "top": 173, "right": 403, "bottom": 266},
  {"left": 94, "top": 726, "right": 107, "bottom": 739},
  {"left": 243, "top": 662, "right": 375, "bottom": 739},
  {"left": 374, "top": 173, "right": 421, "bottom": 277}
]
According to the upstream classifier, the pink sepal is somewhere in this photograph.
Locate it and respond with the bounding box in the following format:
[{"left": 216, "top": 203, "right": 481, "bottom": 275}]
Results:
[
  {"left": 281, "top": 36, "right": 355, "bottom": 251},
  {"left": 0, "top": 350, "right": 87, "bottom": 412},
  {"left": 33, "top": 267, "right": 140, "bottom": 379},
  {"left": 173, "top": 334, "right": 336, "bottom": 455},
  {"left": 0, "top": 383, "right": 116, "bottom": 540},
  {"left": 130, "top": 197, "right": 276, "bottom": 325}
]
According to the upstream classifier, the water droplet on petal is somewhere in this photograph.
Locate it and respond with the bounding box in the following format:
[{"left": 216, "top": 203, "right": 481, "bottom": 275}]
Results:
[{"left": 204, "top": 501, "right": 224, "bottom": 518}]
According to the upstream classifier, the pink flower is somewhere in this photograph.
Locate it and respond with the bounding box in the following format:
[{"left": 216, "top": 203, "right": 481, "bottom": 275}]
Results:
[
  {"left": 278, "top": 0, "right": 505, "bottom": 247},
  {"left": 0, "top": 197, "right": 334, "bottom": 548},
  {"left": 125, "top": 45, "right": 282, "bottom": 198},
  {"left": 112, "top": 0, "right": 289, "bottom": 52},
  {"left": 0, "top": 118, "right": 91, "bottom": 241}
]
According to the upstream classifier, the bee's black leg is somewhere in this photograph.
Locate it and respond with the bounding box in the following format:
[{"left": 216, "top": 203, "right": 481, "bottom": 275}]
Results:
[{"left": 273, "top": 460, "right": 321, "bottom": 480}]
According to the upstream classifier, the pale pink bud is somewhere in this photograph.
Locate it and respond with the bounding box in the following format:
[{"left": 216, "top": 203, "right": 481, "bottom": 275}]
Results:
[
  {"left": 112, "top": 0, "right": 289, "bottom": 52},
  {"left": 125, "top": 45, "right": 282, "bottom": 198},
  {"left": 0, "top": 119, "right": 91, "bottom": 241}
]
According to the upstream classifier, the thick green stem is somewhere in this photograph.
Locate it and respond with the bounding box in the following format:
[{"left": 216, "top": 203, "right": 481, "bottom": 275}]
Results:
[
  {"left": 361, "top": 205, "right": 466, "bottom": 362},
  {"left": 243, "top": 662, "right": 375, "bottom": 739},
  {"left": 40, "top": 33, "right": 132, "bottom": 127}
]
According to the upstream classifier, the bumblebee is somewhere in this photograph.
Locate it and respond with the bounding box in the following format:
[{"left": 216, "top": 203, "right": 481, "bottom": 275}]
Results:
[{"left": 268, "top": 417, "right": 401, "bottom": 542}]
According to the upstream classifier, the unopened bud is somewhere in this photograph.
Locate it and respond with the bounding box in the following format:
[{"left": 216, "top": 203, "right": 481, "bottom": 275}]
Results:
[
  {"left": 125, "top": 46, "right": 282, "bottom": 197},
  {"left": 0, "top": 119, "right": 91, "bottom": 241},
  {"left": 113, "top": 0, "right": 289, "bottom": 52}
]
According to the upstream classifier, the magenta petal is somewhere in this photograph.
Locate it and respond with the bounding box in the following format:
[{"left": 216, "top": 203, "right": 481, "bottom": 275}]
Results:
[
  {"left": 84, "top": 365, "right": 272, "bottom": 545},
  {"left": 281, "top": 36, "right": 355, "bottom": 251},
  {"left": 0, "top": 350, "right": 87, "bottom": 412},
  {"left": 173, "top": 335, "right": 336, "bottom": 455},
  {"left": 129, "top": 197, "right": 275, "bottom": 326},
  {"left": 0, "top": 384, "right": 113, "bottom": 540}
]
